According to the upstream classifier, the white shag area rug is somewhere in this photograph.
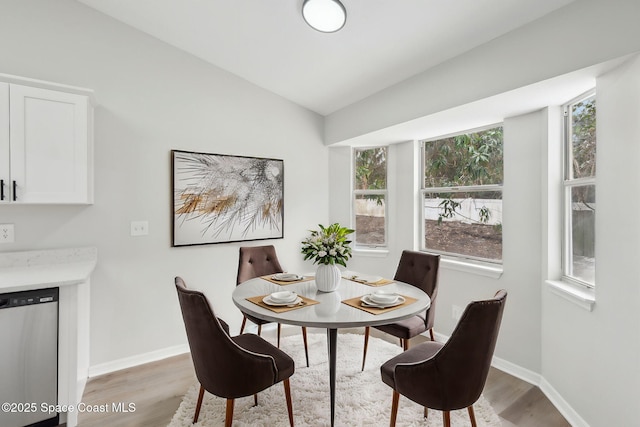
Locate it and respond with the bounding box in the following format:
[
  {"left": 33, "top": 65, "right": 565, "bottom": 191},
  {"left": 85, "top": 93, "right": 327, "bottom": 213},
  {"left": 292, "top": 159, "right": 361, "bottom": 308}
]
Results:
[{"left": 168, "top": 333, "right": 502, "bottom": 427}]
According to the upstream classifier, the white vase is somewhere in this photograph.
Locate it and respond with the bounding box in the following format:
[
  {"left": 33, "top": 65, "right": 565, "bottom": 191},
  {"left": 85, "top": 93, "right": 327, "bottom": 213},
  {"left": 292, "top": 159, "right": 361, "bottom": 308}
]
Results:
[{"left": 315, "top": 264, "right": 341, "bottom": 292}]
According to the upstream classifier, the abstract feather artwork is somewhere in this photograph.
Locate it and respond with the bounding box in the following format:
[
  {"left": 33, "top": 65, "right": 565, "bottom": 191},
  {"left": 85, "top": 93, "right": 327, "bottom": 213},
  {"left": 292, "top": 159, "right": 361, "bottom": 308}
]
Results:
[{"left": 171, "top": 150, "right": 284, "bottom": 246}]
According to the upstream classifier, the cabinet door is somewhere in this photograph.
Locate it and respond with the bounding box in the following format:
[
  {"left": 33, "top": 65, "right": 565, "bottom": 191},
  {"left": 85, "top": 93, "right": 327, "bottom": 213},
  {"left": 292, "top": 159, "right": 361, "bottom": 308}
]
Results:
[
  {"left": 9, "top": 84, "right": 90, "bottom": 203},
  {"left": 0, "top": 83, "right": 8, "bottom": 203}
]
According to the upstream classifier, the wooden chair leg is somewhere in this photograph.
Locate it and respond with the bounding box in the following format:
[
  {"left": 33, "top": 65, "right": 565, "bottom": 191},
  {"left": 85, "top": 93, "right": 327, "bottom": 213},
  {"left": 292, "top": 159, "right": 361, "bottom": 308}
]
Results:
[
  {"left": 225, "top": 399, "right": 235, "bottom": 427},
  {"left": 443, "top": 410, "right": 451, "bottom": 427},
  {"left": 254, "top": 393, "right": 258, "bottom": 406},
  {"left": 277, "top": 323, "right": 282, "bottom": 347},
  {"left": 240, "top": 316, "right": 247, "bottom": 334},
  {"left": 468, "top": 405, "right": 477, "bottom": 427},
  {"left": 193, "top": 385, "right": 205, "bottom": 423},
  {"left": 424, "top": 406, "right": 428, "bottom": 418},
  {"left": 361, "top": 326, "right": 370, "bottom": 371},
  {"left": 402, "top": 338, "right": 409, "bottom": 351},
  {"left": 429, "top": 328, "right": 435, "bottom": 341},
  {"left": 301, "top": 327, "right": 309, "bottom": 367},
  {"left": 283, "top": 378, "right": 294, "bottom": 427},
  {"left": 390, "top": 390, "right": 400, "bottom": 427},
  {"left": 257, "top": 324, "right": 262, "bottom": 336}
]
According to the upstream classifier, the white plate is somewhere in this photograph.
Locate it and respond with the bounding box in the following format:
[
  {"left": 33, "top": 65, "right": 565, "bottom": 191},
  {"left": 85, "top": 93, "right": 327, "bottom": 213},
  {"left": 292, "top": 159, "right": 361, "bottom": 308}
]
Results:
[
  {"left": 272, "top": 273, "right": 303, "bottom": 282},
  {"left": 269, "top": 291, "right": 297, "bottom": 303},
  {"left": 354, "top": 275, "right": 383, "bottom": 284},
  {"left": 263, "top": 296, "right": 303, "bottom": 306},
  {"left": 361, "top": 294, "right": 405, "bottom": 308}
]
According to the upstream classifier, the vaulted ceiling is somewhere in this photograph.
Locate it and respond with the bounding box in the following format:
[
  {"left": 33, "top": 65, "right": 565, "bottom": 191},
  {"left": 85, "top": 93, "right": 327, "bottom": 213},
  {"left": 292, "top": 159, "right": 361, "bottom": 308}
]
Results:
[{"left": 76, "top": 0, "right": 575, "bottom": 116}]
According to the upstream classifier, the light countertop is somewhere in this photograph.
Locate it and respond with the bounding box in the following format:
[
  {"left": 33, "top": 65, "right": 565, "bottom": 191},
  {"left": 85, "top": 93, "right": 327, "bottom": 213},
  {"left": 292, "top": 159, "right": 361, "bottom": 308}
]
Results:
[{"left": 0, "top": 247, "right": 97, "bottom": 293}]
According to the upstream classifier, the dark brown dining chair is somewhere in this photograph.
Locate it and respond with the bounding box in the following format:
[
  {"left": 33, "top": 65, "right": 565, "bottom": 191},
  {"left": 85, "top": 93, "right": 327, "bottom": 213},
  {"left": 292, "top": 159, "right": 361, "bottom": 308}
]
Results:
[
  {"left": 237, "top": 245, "right": 310, "bottom": 367},
  {"left": 380, "top": 289, "right": 507, "bottom": 427},
  {"left": 362, "top": 250, "right": 440, "bottom": 371},
  {"left": 175, "top": 277, "right": 295, "bottom": 427}
]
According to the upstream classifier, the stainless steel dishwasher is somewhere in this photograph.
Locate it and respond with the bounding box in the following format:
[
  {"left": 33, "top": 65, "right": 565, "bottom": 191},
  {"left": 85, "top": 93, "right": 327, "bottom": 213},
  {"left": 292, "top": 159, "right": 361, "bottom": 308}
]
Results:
[{"left": 0, "top": 287, "right": 59, "bottom": 427}]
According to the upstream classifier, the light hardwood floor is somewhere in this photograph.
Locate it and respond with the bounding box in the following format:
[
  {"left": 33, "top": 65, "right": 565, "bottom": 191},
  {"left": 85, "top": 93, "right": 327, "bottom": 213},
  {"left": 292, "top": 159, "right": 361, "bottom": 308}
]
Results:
[{"left": 77, "top": 328, "right": 570, "bottom": 426}]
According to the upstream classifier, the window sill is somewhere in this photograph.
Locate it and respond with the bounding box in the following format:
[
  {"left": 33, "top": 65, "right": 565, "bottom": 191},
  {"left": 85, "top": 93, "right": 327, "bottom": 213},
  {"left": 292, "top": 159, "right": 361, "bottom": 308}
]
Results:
[
  {"left": 353, "top": 247, "right": 389, "bottom": 258},
  {"left": 545, "top": 280, "right": 595, "bottom": 311},
  {"left": 440, "top": 257, "right": 503, "bottom": 279}
]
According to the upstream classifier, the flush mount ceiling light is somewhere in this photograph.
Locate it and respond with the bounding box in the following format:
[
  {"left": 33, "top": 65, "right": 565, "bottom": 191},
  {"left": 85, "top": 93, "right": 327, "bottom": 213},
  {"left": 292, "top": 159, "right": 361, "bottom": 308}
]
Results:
[{"left": 302, "top": 0, "right": 347, "bottom": 33}]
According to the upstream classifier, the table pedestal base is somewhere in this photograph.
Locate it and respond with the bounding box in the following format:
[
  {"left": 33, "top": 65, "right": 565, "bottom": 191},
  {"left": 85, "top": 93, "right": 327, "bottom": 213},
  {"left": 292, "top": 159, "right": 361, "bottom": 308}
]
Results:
[{"left": 326, "top": 328, "right": 337, "bottom": 427}]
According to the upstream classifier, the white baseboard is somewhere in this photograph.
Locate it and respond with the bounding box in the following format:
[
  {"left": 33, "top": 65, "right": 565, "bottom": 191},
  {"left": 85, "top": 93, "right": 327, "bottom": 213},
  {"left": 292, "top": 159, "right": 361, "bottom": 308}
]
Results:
[
  {"left": 88, "top": 343, "right": 189, "bottom": 378},
  {"left": 433, "top": 330, "right": 587, "bottom": 427},
  {"left": 491, "top": 355, "right": 542, "bottom": 387},
  {"left": 539, "top": 377, "right": 589, "bottom": 427}
]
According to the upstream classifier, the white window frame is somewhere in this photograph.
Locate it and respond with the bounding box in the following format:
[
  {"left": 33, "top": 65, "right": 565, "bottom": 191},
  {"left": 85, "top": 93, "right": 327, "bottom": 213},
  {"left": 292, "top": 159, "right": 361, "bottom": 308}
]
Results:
[
  {"left": 353, "top": 146, "right": 388, "bottom": 249},
  {"left": 420, "top": 124, "right": 504, "bottom": 265},
  {"left": 562, "top": 90, "right": 596, "bottom": 288}
]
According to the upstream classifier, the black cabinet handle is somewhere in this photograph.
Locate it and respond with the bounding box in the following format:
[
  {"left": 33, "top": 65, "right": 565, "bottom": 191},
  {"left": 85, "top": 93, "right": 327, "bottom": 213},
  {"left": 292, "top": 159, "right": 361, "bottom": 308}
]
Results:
[
  {"left": 0, "top": 179, "right": 4, "bottom": 201},
  {"left": 12, "top": 180, "right": 16, "bottom": 201}
]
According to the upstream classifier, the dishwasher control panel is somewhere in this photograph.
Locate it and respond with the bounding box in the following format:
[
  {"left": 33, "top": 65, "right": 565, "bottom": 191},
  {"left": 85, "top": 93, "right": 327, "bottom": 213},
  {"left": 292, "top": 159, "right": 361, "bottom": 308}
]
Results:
[{"left": 0, "top": 288, "right": 59, "bottom": 309}]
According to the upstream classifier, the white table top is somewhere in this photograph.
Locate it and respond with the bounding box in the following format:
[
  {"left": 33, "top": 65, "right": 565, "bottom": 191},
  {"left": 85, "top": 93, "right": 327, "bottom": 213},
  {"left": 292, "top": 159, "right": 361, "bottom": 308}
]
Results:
[{"left": 232, "top": 275, "right": 430, "bottom": 329}]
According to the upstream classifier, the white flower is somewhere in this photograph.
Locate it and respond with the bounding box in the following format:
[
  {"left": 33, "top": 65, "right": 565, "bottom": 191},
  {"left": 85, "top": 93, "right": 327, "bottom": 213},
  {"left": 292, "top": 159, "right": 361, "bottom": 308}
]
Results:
[
  {"left": 329, "top": 249, "right": 337, "bottom": 256},
  {"left": 318, "top": 250, "right": 327, "bottom": 257}
]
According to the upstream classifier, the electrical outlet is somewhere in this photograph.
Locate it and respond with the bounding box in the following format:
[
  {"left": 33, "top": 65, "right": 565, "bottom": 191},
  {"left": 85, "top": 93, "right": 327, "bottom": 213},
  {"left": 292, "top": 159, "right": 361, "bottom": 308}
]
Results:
[
  {"left": 452, "top": 305, "right": 463, "bottom": 321},
  {"left": 130, "top": 220, "right": 149, "bottom": 236},
  {"left": 0, "top": 224, "right": 15, "bottom": 243}
]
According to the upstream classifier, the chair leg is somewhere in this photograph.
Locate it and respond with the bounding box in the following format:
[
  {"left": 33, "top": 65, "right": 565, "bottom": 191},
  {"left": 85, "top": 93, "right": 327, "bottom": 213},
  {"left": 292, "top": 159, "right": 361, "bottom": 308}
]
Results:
[
  {"left": 277, "top": 323, "right": 282, "bottom": 347},
  {"left": 193, "top": 385, "right": 205, "bottom": 423},
  {"left": 240, "top": 316, "right": 247, "bottom": 334},
  {"left": 301, "top": 327, "right": 309, "bottom": 367},
  {"left": 442, "top": 410, "right": 451, "bottom": 427},
  {"left": 424, "top": 406, "right": 428, "bottom": 418},
  {"left": 429, "top": 328, "right": 435, "bottom": 341},
  {"left": 361, "top": 326, "right": 370, "bottom": 371},
  {"left": 402, "top": 338, "right": 409, "bottom": 351},
  {"left": 225, "top": 399, "right": 235, "bottom": 427},
  {"left": 390, "top": 390, "right": 400, "bottom": 427},
  {"left": 283, "top": 378, "right": 294, "bottom": 427},
  {"left": 257, "top": 324, "right": 262, "bottom": 336},
  {"left": 467, "top": 405, "right": 477, "bottom": 427},
  {"left": 254, "top": 393, "right": 258, "bottom": 406}
]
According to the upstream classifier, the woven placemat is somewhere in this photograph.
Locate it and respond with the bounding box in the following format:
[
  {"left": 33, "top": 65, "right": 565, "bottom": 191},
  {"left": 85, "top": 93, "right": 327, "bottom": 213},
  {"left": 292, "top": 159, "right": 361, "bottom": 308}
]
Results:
[
  {"left": 342, "top": 294, "right": 417, "bottom": 315},
  {"left": 246, "top": 294, "right": 319, "bottom": 313},
  {"left": 260, "top": 275, "right": 315, "bottom": 286}
]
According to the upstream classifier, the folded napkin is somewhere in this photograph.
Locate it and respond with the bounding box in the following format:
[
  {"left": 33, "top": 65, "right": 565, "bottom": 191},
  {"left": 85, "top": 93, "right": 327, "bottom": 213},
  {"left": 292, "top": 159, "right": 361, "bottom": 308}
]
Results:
[
  {"left": 261, "top": 275, "right": 315, "bottom": 286},
  {"left": 344, "top": 275, "right": 394, "bottom": 287}
]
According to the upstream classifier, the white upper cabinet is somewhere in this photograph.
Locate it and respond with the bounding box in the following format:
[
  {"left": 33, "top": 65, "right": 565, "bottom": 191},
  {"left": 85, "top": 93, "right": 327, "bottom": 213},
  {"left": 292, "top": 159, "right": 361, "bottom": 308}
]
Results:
[
  {"left": 0, "top": 83, "right": 8, "bottom": 202},
  {"left": 0, "top": 78, "right": 93, "bottom": 204}
]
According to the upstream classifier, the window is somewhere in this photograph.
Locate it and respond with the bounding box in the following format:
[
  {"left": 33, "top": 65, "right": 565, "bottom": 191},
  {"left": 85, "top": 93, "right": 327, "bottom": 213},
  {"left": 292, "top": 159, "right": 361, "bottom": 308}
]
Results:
[
  {"left": 421, "top": 126, "right": 503, "bottom": 263},
  {"left": 563, "top": 92, "right": 596, "bottom": 286},
  {"left": 353, "top": 147, "right": 387, "bottom": 247}
]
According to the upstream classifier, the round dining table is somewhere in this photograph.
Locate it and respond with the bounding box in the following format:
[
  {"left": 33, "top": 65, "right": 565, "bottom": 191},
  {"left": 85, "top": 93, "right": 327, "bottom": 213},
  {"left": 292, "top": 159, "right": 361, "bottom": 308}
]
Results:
[{"left": 232, "top": 274, "right": 431, "bottom": 427}]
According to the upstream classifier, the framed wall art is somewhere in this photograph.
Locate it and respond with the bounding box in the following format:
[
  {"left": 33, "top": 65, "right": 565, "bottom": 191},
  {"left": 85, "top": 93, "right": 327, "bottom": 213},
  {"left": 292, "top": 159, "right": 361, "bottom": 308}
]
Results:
[{"left": 171, "top": 150, "right": 284, "bottom": 246}]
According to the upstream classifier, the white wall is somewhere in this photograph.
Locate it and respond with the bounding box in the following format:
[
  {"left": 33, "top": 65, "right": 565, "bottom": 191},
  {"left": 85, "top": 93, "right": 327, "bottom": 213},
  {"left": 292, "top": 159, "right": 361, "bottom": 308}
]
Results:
[
  {"left": 324, "top": 1, "right": 640, "bottom": 424},
  {"left": 0, "top": 0, "right": 328, "bottom": 368},
  {"left": 325, "top": 0, "right": 640, "bottom": 145},
  {"left": 541, "top": 54, "right": 640, "bottom": 427},
  {"left": 330, "top": 58, "right": 640, "bottom": 424}
]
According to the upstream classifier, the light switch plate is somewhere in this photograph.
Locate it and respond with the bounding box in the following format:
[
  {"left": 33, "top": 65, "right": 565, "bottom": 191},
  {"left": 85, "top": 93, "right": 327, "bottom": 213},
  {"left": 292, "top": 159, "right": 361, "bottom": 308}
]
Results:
[
  {"left": 0, "top": 224, "right": 15, "bottom": 243},
  {"left": 130, "top": 221, "right": 149, "bottom": 236}
]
